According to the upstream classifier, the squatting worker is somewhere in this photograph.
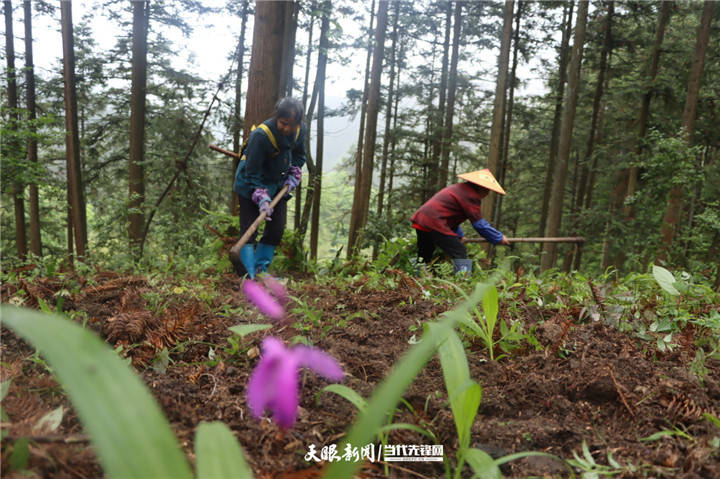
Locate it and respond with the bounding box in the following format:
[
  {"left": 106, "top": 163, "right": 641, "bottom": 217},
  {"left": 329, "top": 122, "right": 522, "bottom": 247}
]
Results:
[
  {"left": 230, "top": 97, "right": 306, "bottom": 278},
  {"left": 410, "top": 169, "right": 510, "bottom": 273}
]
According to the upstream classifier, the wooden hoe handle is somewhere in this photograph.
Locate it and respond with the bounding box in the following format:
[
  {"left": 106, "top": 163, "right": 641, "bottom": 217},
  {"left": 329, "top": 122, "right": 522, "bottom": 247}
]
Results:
[{"left": 229, "top": 185, "right": 290, "bottom": 257}]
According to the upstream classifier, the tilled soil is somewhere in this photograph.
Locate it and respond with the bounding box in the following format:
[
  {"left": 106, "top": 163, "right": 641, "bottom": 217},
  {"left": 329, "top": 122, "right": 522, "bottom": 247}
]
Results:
[{"left": 1, "top": 271, "right": 719, "bottom": 478}]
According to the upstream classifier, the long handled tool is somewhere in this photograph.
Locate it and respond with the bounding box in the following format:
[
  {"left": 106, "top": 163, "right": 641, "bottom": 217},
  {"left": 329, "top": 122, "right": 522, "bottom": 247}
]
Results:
[{"left": 229, "top": 185, "right": 290, "bottom": 260}]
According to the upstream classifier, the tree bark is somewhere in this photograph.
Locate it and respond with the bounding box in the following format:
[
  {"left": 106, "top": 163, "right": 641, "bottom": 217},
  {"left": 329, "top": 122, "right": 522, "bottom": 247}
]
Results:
[
  {"left": 493, "top": 0, "right": 523, "bottom": 229},
  {"left": 572, "top": 0, "right": 614, "bottom": 247},
  {"left": 61, "top": 0, "right": 87, "bottom": 262},
  {"left": 347, "top": 0, "right": 388, "bottom": 257},
  {"left": 430, "top": 0, "right": 452, "bottom": 194},
  {"left": 309, "top": 2, "right": 330, "bottom": 260},
  {"left": 624, "top": 0, "right": 672, "bottom": 216},
  {"left": 4, "top": 0, "right": 28, "bottom": 259},
  {"left": 658, "top": 0, "right": 713, "bottom": 262},
  {"left": 541, "top": 0, "right": 588, "bottom": 272},
  {"left": 244, "top": 0, "right": 295, "bottom": 134},
  {"left": 347, "top": 0, "right": 375, "bottom": 256},
  {"left": 23, "top": 1, "right": 41, "bottom": 256},
  {"left": 539, "top": 1, "right": 573, "bottom": 237},
  {"left": 483, "top": 0, "right": 514, "bottom": 222},
  {"left": 375, "top": 1, "right": 399, "bottom": 223},
  {"left": 128, "top": 0, "right": 148, "bottom": 254},
  {"left": 386, "top": 42, "right": 404, "bottom": 224},
  {"left": 437, "top": 1, "right": 462, "bottom": 190},
  {"left": 295, "top": 2, "right": 315, "bottom": 230}
]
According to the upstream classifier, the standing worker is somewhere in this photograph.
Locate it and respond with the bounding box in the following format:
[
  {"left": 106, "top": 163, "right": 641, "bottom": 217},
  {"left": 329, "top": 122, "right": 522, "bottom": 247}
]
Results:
[
  {"left": 230, "top": 97, "right": 306, "bottom": 278},
  {"left": 410, "top": 169, "right": 510, "bottom": 273}
]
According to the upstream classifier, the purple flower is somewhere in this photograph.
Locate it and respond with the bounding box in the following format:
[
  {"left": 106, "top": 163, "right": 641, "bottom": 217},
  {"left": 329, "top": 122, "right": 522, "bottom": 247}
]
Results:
[
  {"left": 247, "top": 337, "right": 344, "bottom": 429},
  {"left": 261, "top": 275, "right": 289, "bottom": 306},
  {"left": 242, "top": 279, "right": 285, "bottom": 321}
]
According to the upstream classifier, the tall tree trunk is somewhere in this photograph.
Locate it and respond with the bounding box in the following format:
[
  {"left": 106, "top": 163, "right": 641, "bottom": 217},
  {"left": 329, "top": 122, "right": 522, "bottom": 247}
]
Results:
[
  {"left": 279, "top": 1, "right": 299, "bottom": 98},
  {"left": 295, "top": 3, "right": 315, "bottom": 230},
  {"left": 347, "top": 0, "right": 375, "bottom": 255},
  {"left": 539, "top": 1, "right": 573, "bottom": 237},
  {"left": 386, "top": 43, "right": 404, "bottom": 224},
  {"left": 571, "top": 1, "right": 614, "bottom": 269},
  {"left": 658, "top": 0, "right": 713, "bottom": 262},
  {"left": 375, "top": 1, "right": 399, "bottom": 223},
  {"left": 437, "top": 1, "right": 462, "bottom": 190},
  {"left": 24, "top": 0, "right": 41, "bottom": 256},
  {"left": 494, "top": 0, "right": 523, "bottom": 228},
  {"left": 540, "top": 0, "right": 588, "bottom": 272},
  {"left": 61, "top": 0, "right": 87, "bottom": 262},
  {"left": 309, "top": 2, "right": 330, "bottom": 260},
  {"left": 483, "top": 0, "right": 514, "bottom": 222},
  {"left": 430, "top": 0, "right": 452, "bottom": 195},
  {"left": 373, "top": 1, "right": 400, "bottom": 259},
  {"left": 584, "top": 49, "right": 611, "bottom": 211},
  {"left": 230, "top": 0, "right": 249, "bottom": 216},
  {"left": 128, "top": 0, "right": 148, "bottom": 255},
  {"left": 4, "top": 0, "right": 27, "bottom": 259},
  {"left": 347, "top": 0, "right": 388, "bottom": 257},
  {"left": 624, "top": 0, "right": 672, "bottom": 216},
  {"left": 244, "top": 1, "right": 295, "bottom": 133}
]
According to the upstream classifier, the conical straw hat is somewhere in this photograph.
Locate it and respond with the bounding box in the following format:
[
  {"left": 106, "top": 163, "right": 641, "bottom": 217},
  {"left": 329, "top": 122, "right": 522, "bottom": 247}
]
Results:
[{"left": 457, "top": 168, "right": 506, "bottom": 195}]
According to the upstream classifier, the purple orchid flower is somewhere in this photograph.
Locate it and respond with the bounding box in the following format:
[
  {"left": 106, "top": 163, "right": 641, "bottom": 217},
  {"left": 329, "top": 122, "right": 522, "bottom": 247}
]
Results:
[
  {"left": 247, "top": 337, "right": 344, "bottom": 428},
  {"left": 261, "top": 274, "right": 289, "bottom": 306},
  {"left": 242, "top": 279, "right": 285, "bottom": 321}
]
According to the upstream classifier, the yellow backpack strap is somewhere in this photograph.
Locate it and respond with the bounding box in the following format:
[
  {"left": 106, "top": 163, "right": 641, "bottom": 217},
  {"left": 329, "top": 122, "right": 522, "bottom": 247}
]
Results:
[
  {"left": 295, "top": 127, "right": 301, "bottom": 143},
  {"left": 257, "top": 123, "right": 279, "bottom": 151}
]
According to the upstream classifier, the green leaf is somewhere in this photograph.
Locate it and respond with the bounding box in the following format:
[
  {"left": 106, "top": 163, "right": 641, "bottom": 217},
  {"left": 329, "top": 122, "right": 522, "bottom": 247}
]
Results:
[
  {"left": 652, "top": 265, "right": 680, "bottom": 296},
  {"left": 1, "top": 305, "right": 193, "bottom": 479},
  {"left": 462, "top": 448, "right": 501, "bottom": 479},
  {"left": 482, "top": 285, "right": 499, "bottom": 325},
  {"left": 319, "top": 384, "right": 367, "bottom": 412},
  {"left": 195, "top": 421, "right": 253, "bottom": 479},
  {"left": 640, "top": 430, "right": 678, "bottom": 442},
  {"left": 703, "top": 413, "right": 720, "bottom": 430},
  {"left": 228, "top": 324, "right": 272, "bottom": 337},
  {"left": 10, "top": 437, "right": 30, "bottom": 471},
  {"left": 434, "top": 327, "right": 481, "bottom": 449},
  {"left": 323, "top": 278, "right": 498, "bottom": 479},
  {"left": 0, "top": 378, "right": 11, "bottom": 401}
]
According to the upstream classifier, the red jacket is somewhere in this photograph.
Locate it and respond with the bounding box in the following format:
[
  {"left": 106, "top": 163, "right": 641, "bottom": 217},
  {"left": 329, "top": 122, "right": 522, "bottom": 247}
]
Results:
[{"left": 410, "top": 183, "right": 484, "bottom": 236}]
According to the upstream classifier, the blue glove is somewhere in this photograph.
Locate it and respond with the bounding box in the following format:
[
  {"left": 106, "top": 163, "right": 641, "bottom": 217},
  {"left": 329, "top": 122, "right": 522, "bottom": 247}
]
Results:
[
  {"left": 472, "top": 219, "right": 503, "bottom": 244},
  {"left": 452, "top": 225, "right": 465, "bottom": 238},
  {"left": 285, "top": 166, "right": 302, "bottom": 192},
  {"left": 252, "top": 188, "right": 273, "bottom": 221}
]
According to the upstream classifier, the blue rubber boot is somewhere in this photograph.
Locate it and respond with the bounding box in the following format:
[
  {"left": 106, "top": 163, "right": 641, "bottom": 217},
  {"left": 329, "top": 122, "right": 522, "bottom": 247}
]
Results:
[
  {"left": 255, "top": 243, "right": 276, "bottom": 274},
  {"left": 240, "top": 244, "right": 257, "bottom": 279},
  {"left": 453, "top": 258, "right": 473, "bottom": 274}
]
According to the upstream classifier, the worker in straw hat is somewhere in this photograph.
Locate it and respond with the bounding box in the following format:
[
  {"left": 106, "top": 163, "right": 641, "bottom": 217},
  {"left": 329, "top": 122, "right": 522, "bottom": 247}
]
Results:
[{"left": 410, "top": 168, "right": 510, "bottom": 273}]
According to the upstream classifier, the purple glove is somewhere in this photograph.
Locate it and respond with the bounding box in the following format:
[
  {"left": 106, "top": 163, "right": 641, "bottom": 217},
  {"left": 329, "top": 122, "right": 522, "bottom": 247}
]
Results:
[
  {"left": 252, "top": 188, "right": 273, "bottom": 221},
  {"left": 285, "top": 166, "right": 302, "bottom": 192},
  {"left": 259, "top": 202, "right": 273, "bottom": 221}
]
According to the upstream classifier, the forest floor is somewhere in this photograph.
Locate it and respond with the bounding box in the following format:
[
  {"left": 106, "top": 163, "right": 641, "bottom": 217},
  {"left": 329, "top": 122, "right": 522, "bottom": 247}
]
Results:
[{"left": 1, "top": 268, "right": 719, "bottom": 478}]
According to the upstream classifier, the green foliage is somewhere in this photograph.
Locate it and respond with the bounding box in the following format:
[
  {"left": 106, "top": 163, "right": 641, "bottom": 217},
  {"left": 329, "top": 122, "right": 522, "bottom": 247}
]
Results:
[{"left": 566, "top": 440, "right": 634, "bottom": 478}]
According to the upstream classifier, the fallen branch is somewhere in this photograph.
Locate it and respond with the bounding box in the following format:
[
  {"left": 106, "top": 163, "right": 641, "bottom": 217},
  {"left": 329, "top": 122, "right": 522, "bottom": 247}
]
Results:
[{"left": 608, "top": 368, "right": 635, "bottom": 417}]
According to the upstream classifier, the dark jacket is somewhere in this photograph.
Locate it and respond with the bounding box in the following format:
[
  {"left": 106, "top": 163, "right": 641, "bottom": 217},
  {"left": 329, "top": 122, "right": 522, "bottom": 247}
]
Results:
[
  {"left": 233, "top": 118, "right": 307, "bottom": 199},
  {"left": 410, "top": 183, "right": 485, "bottom": 236}
]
